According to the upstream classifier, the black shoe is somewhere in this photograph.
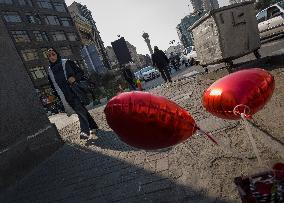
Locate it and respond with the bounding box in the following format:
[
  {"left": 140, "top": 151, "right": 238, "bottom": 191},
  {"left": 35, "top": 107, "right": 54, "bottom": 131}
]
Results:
[{"left": 80, "top": 132, "right": 90, "bottom": 140}]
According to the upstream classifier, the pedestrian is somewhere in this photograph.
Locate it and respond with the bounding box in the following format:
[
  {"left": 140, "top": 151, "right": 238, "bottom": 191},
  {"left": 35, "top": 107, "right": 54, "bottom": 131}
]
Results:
[
  {"left": 122, "top": 65, "right": 136, "bottom": 90},
  {"left": 151, "top": 46, "right": 172, "bottom": 83},
  {"left": 46, "top": 48, "right": 98, "bottom": 140},
  {"left": 175, "top": 54, "right": 181, "bottom": 69},
  {"left": 136, "top": 78, "right": 143, "bottom": 91}
]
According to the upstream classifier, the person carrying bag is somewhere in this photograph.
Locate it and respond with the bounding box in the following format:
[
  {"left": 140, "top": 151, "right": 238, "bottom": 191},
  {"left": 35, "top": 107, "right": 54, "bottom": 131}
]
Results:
[{"left": 47, "top": 48, "right": 98, "bottom": 140}]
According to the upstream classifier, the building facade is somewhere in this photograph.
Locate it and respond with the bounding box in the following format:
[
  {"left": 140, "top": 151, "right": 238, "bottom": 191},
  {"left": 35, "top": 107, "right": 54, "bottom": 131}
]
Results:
[
  {"left": 125, "top": 41, "right": 143, "bottom": 69},
  {"left": 68, "top": 1, "right": 110, "bottom": 70},
  {"left": 0, "top": 0, "right": 84, "bottom": 95},
  {"left": 190, "top": 0, "right": 204, "bottom": 13},
  {"left": 203, "top": 0, "right": 219, "bottom": 11},
  {"left": 68, "top": 2, "right": 107, "bottom": 74},
  {"left": 105, "top": 46, "right": 119, "bottom": 68},
  {"left": 190, "top": 0, "right": 219, "bottom": 13},
  {"left": 176, "top": 13, "right": 204, "bottom": 48},
  {"left": 138, "top": 54, "right": 152, "bottom": 68},
  {"left": 165, "top": 44, "right": 184, "bottom": 56},
  {"left": 81, "top": 44, "right": 105, "bottom": 74}
]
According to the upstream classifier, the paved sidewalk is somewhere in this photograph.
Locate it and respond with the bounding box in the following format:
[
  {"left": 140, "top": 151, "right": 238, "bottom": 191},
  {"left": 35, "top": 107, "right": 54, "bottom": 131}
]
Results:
[{"left": 1, "top": 68, "right": 283, "bottom": 202}]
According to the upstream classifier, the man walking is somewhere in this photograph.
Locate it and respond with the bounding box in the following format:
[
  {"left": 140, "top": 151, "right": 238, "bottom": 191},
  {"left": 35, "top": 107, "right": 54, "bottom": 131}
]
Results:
[{"left": 152, "top": 46, "right": 172, "bottom": 83}]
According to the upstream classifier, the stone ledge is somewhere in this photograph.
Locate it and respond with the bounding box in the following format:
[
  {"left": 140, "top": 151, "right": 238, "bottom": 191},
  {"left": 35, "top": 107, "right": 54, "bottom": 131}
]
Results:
[{"left": 0, "top": 124, "right": 63, "bottom": 192}]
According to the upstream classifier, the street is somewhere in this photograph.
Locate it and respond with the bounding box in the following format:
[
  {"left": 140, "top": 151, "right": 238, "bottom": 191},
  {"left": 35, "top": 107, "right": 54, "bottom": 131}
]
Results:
[{"left": 143, "top": 37, "right": 284, "bottom": 90}]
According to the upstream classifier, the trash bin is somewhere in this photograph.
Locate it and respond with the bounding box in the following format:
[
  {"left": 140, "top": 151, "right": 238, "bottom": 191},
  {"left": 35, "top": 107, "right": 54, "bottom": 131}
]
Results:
[{"left": 189, "top": 2, "right": 261, "bottom": 68}]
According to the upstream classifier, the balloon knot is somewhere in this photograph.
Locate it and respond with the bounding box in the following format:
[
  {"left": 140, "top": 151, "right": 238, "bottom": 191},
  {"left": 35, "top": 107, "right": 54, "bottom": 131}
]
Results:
[{"left": 233, "top": 104, "right": 251, "bottom": 119}]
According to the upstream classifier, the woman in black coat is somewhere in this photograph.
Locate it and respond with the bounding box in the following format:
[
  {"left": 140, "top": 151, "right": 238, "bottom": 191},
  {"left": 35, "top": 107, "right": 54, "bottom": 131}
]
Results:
[{"left": 47, "top": 48, "right": 98, "bottom": 139}]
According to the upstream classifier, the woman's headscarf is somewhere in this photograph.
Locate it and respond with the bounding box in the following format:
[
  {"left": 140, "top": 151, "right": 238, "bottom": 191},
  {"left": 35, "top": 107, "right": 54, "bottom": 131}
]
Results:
[{"left": 47, "top": 47, "right": 62, "bottom": 67}]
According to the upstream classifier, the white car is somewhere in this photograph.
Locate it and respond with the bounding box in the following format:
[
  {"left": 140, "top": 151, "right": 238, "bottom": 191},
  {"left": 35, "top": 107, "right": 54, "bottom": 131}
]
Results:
[
  {"left": 182, "top": 46, "right": 198, "bottom": 65},
  {"left": 138, "top": 66, "right": 160, "bottom": 81},
  {"left": 256, "top": 1, "right": 284, "bottom": 40}
]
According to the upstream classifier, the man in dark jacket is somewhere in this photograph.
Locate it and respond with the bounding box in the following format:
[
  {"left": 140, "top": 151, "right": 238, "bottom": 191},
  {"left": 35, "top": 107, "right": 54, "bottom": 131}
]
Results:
[{"left": 151, "top": 46, "right": 172, "bottom": 82}]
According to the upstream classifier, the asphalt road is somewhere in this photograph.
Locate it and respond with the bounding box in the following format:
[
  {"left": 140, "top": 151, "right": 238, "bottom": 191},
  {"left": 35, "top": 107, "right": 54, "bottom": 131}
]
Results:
[{"left": 142, "top": 37, "right": 284, "bottom": 90}]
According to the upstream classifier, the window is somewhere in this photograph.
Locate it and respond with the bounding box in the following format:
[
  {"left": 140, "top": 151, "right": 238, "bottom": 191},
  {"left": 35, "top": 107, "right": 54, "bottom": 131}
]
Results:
[
  {"left": 44, "top": 15, "right": 60, "bottom": 25},
  {"left": 59, "top": 46, "right": 73, "bottom": 57},
  {"left": 0, "top": 0, "right": 13, "bottom": 4},
  {"left": 26, "top": 13, "right": 41, "bottom": 24},
  {"left": 30, "top": 66, "right": 47, "bottom": 80},
  {"left": 60, "top": 17, "right": 72, "bottom": 27},
  {"left": 11, "top": 31, "right": 30, "bottom": 43},
  {"left": 17, "top": 0, "right": 32, "bottom": 6},
  {"left": 53, "top": 2, "right": 66, "bottom": 12},
  {"left": 267, "top": 6, "right": 281, "bottom": 19},
  {"left": 21, "top": 49, "right": 39, "bottom": 61},
  {"left": 256, "top": 10, "right": 267, "bottom": 23},
  {"left": 50, "top": 31, "right": 66, "bottom": 41},
  {"left": 37, "top": 0, "right": 52, "bottom": 9},
  {"left": 33, "top": 31, "right": 49, "bottom": 41},
  {"left": 66, "top": 32, "right": 78, "bottom": 41},
  {"left": 3, "top": 12, "right": 22, "bottom": 23}
]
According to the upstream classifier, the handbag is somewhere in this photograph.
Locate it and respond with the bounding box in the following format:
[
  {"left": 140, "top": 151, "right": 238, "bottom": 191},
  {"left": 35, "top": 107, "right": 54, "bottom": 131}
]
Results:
[{"left": 62, "top": 59, "right": 91, "bottom": 105}]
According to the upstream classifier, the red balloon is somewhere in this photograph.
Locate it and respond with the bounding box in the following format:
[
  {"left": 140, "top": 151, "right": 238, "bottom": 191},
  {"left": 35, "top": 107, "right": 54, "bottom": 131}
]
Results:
[
  {"left": 104, "top": 91, "right": 197, "bottom": 150},
  {"left": 203, "top": 68, "right": 275, "bottom": 120}
]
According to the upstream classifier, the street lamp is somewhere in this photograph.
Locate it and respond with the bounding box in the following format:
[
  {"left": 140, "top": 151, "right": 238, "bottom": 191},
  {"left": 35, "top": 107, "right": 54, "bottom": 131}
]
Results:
[{"left": 142, "top": 32, "right": 153, "bottom": 55}]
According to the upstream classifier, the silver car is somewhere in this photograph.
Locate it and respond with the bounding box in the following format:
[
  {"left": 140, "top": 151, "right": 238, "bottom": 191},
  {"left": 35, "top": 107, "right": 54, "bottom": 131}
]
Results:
[{"left": 256, "top": 1, "right": 284, "bottom": 40}]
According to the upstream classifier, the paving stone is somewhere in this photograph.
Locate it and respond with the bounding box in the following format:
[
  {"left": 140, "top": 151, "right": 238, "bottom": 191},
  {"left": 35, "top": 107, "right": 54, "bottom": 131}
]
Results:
[{"left": 1, "top": 69, "right": 283, "bottom": 203}]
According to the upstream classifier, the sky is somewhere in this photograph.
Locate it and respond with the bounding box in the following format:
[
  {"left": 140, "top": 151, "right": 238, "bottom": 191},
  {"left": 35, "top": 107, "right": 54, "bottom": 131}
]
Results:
[{"left": 65, "top": 0, "right": 230, "bottom": 55}]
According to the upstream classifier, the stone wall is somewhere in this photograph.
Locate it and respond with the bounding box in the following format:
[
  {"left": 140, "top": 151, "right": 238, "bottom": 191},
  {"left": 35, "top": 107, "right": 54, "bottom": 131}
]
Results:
[{"left": 0, "top": 17, "right": 63, "bottom": 191}]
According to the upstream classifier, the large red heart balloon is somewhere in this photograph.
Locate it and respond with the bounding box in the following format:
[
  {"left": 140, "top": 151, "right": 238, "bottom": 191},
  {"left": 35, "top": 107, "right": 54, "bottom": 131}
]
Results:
[
  {"left": 203, "top": 68, "right": 275, "bottom": 120},
  {"left": 104, "top": 91, "right": 197, "bottom": 150}
]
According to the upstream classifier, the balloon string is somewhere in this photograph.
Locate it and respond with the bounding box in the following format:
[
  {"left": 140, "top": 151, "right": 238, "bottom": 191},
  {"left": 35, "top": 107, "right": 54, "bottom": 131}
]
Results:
[
  {"left": 196, "top": 126, "right": 219, "bottom": 145},
  {"left": 241, "top": 113, "right": 264, "bottom": 167}
]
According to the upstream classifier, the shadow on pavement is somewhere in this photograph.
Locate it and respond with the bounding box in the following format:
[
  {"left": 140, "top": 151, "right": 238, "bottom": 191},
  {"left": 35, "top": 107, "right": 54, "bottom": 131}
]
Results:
[
  {"left": 235, "top": 53, "right": 284, "bottom": 72},
  {"left": 0, "top": 143, "right": 231, "bottom": 202},
  {"left": 85, "top": 129, "right": 139, "bottom": 152}
]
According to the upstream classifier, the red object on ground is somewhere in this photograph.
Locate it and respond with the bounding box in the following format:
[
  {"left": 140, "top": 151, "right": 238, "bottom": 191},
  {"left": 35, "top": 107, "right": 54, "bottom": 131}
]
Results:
[
  {"left": 273, "top": 162, "right": 284, "bottom": 179},
  {"left": 104, "top": 91, "right": 197, "bottom": 150},
  {"left": 203, "top": 68, "right": 275, "bottom": 120}
]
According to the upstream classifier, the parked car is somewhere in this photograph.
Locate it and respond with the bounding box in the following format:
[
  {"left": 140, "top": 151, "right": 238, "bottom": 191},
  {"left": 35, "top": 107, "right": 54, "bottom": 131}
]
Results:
[
  {"left": 182, "top": 46, "right": 198, "bottom": 65},
  {"left": 135, "top": 66, "right": 160, "bottom": 81},
  {"left": 256, "top": 1, "right": 284, "bottom": 40}
]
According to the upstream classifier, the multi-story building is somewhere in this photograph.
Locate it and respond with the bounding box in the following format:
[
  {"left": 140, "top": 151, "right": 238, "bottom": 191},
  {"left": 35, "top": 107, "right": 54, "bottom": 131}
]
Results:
[
  {"left": 176, "top": 13, "right": 204, "bottom": 48},
  {"left": 0, "top": 0, "right": 84, "bottom": 96},
  {"left": 68, "top": 2, "right": 106, "bottom": 74},
  {"left": 138, "top": 54, "right": 151, "bottom": 68},
  {"left": 203, "top": 0, "right": 219, "bottom": 11},
  {"left": 165, "top": 44, "right": 184, "bottom": 56},
  {"left": 125, "top": 41, "right": 142, "bottom": 69},
  {"left": 190, "top": 0, "right": 204, "bottom": 13},
  {"left": 81, "top": 44, "right": 105, "bottom": 74},
  {"left": 105, "top": 46, "right": 119, "bottom": 68},
  {"left": 68, "top": 1, "right": 110, "bottom": 70},
  {"left": 190, "top": 0, "right": 219, "bottom": 13}
]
